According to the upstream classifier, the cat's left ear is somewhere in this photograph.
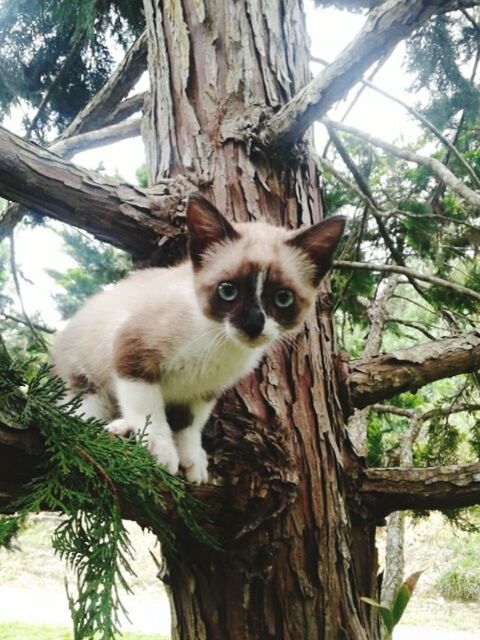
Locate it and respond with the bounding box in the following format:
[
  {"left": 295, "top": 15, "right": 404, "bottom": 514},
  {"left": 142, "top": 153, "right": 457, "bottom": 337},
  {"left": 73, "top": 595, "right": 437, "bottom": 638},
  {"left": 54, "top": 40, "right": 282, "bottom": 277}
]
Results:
[
  {"left": 287, "top": 215, "right": 346, "bottom": 285},
  {"left": 186, "top": 194, "right": 240, "bottom": 267}
]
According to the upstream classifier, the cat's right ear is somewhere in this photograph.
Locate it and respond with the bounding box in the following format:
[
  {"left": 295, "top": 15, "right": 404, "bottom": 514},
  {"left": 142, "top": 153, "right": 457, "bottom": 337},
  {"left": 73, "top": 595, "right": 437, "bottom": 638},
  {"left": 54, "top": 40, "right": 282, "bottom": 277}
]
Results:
[{"left": 186, "top": 194, "right": 240, "bottom": 267}]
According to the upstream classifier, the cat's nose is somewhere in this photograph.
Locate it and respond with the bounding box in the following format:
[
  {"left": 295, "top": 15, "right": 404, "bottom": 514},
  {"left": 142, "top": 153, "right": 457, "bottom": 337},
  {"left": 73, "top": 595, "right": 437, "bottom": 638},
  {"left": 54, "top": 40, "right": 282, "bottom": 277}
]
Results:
[{"left": 243, "top": 309, "right": 265, "bottom": 338}]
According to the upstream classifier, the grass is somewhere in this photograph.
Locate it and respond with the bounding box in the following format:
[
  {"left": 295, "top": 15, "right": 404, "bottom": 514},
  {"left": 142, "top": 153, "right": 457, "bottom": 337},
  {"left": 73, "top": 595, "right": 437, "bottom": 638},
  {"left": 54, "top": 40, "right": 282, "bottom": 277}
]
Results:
[{"left": 0, "top": 622, "right": 168, "bottom": 640}]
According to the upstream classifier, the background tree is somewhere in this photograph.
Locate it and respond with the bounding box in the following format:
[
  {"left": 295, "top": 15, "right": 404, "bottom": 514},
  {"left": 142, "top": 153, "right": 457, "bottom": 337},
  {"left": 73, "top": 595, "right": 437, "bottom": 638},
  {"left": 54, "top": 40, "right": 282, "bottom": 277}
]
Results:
[{"left": 1, "top": 1, "right": 480, "bottom": 639}]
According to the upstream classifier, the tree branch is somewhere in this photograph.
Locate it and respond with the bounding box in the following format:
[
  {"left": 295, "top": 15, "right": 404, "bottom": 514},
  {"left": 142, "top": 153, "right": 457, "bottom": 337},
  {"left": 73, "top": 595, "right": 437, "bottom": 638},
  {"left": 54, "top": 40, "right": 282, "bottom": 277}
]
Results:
[
  {"left": 323, "top": 118, "right": 480, "bottom": 209},
  {"left": 334, "top": 260, "right": 480, "bottom": 304},
  {"left": 312, "top": 55, "right": 480, "bottom": 188},
  {"left": 359, "top": 462, "right": 480, "bottom": 518},
  {"left": 0, "top": 126, "right": 192, "bottom": 259},
  {"left": 55, "top": 32, "right": 147, "bottom": 141},
  {"left": 340, "top": 330, "right": 480, "bottom": 410},
  {"left": 101, "top": 92, "right": 147, "bottom": 128},
  {"left": 27, "top": 30, "right": 86, "bottom": 137},
  {"left": 51, "top": 117, "right": 142, "bottom": 159},
  {"left": 258, "top": 0, "right": 456, "bottom": 149}
]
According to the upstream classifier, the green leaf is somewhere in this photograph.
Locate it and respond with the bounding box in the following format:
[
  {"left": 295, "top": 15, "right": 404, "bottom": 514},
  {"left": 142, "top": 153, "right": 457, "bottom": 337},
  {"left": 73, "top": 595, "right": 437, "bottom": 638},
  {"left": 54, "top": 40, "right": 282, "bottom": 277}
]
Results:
[
  {"left": 392, "top": 584, "right": 410, "bottom": 625},
  {"left": 360, "top": 598, "right": 395, "bottom": 632}
]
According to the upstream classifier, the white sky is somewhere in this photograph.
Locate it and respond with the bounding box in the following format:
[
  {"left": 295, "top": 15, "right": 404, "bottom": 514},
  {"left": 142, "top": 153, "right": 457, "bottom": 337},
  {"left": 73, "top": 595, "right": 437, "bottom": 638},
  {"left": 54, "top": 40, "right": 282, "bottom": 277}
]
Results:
[{"left": 8, "top": 2, "right": 422, "bottom": 327}]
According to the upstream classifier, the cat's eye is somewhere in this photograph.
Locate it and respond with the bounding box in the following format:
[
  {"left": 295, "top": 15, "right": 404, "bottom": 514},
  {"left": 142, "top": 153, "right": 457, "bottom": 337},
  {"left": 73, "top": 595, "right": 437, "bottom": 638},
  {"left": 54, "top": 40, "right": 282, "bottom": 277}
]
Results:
[
  {"left": 274, "top": 288, "right": 294, "bottom": 308},
  {"left": 217, "top": 281, "right": 238, "bottom": 301}
]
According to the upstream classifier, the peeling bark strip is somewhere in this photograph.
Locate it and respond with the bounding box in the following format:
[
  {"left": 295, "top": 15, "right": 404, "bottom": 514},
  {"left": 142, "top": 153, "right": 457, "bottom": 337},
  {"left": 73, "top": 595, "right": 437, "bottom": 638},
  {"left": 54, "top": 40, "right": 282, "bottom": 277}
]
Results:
[
  {"left": 259, "top": 0, "right": 456, "bottom": 148},
  {"left": 0, "top": 126, "right": 190, "bottom": 258},
  {"left": 346, "top": 330, "right": 480, "bottom": 410},
  {"left": 359, "top": 463, "right": 480, "bottom": 518}
]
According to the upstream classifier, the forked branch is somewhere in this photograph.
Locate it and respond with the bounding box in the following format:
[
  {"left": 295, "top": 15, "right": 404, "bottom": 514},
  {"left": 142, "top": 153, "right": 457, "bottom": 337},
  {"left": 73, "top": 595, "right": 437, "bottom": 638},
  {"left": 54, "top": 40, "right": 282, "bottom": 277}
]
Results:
[{"left": 258, "top": 0, "right": 455, "bottom": 148}]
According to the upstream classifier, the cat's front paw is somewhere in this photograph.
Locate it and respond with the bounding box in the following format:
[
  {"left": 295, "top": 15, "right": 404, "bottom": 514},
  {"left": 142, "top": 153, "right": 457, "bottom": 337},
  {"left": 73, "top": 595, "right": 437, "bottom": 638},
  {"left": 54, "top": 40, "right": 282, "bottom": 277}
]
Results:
[
  {"left": 148, "top": 434, "right": 180, "bottom": 475},
  {"left": 107, "top": 418, "right": 134, "bottom": 436},
  {"left": 179, "top": 447, "right": 209, "bottom": 484}
]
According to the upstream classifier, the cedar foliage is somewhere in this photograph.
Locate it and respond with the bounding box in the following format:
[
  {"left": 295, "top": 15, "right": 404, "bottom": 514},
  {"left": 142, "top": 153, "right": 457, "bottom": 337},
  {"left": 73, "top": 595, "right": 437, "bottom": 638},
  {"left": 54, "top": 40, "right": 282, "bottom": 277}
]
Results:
[{"left": 0, "top": 339, "right": 217, "bottom": 640}]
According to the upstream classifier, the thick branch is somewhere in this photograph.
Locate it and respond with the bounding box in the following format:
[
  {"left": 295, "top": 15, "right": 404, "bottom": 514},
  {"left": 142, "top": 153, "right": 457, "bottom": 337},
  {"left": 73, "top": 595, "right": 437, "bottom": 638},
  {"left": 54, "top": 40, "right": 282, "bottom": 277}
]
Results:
[
  {"left": 359, "top": 463, "right": 480, "bottom": 518},
  {"left": 0, "top": 126, "right": 191, "bottom": 258},
  {"left": 259, "top": 0, "right": 455, "bottom": 148},
  {"left": 342, "top": 330, "right": 480, "bottom": 410}
]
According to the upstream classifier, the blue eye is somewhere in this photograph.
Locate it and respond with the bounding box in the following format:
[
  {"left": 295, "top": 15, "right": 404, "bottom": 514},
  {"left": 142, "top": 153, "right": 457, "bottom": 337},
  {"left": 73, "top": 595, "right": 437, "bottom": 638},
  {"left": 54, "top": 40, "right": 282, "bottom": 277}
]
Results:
[
  {"left": 217, "top": 281, "right": 238, "bottom": 301},
  {"left": 274, "top": 288, "right": 294, "bottom": 308}
]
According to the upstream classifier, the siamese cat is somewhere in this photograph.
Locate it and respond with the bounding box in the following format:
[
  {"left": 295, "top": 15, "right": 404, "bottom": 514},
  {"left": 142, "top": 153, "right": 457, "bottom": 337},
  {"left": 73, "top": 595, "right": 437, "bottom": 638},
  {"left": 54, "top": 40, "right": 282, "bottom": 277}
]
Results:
[{"left": 51, "top": 195, "right": 345, "bottom": 483}]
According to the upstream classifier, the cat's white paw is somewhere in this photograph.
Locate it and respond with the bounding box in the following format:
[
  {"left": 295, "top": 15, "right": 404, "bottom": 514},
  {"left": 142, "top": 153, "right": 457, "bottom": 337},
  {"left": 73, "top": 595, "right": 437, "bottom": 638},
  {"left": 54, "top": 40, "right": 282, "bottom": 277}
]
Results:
[
  {"left": 180, "top": 447, "right": 209, "bottom": 484},
  {"left": 148, "top": 434, "right": 180, "bottom": 475},
  {"left": 107, "top": 418, "right": 133, "bottom": 436}
]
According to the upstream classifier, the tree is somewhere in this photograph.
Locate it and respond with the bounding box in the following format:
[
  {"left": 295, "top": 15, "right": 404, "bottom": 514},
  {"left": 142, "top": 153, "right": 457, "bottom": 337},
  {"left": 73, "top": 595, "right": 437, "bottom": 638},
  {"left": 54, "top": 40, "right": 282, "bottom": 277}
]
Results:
[{"left": 1, "top": 1, "right": 480, "bottom": 639}]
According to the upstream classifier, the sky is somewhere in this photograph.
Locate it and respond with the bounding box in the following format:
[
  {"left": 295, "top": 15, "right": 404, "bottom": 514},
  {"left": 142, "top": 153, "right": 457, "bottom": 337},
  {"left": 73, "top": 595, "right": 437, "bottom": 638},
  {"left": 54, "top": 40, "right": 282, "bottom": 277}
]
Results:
[{"left": 8, "top": 1, "right": 422, "bottom": 327}]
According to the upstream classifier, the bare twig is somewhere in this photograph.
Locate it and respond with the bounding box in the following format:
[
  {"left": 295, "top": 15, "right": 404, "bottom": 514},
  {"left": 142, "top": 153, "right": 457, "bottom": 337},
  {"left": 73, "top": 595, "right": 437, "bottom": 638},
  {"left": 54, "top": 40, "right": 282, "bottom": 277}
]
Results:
[
  {"left": 312, "top": 54, "right": 480, "bottom": 188},
  {"left": 334, "top": 260, "right": 480, "bottom": 304},
  {"left": 8, "top": 232, "right": 49, "bottom": 349},
  {"left": 322, "top": 118, "right": 480, "bottom": 209}
]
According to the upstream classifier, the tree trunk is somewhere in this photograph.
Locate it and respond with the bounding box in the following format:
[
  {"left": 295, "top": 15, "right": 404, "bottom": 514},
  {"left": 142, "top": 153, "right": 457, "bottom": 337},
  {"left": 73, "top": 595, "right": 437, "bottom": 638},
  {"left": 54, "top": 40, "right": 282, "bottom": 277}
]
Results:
[{"left": 141, "top": 1, "right": 375, "bottom": 638}]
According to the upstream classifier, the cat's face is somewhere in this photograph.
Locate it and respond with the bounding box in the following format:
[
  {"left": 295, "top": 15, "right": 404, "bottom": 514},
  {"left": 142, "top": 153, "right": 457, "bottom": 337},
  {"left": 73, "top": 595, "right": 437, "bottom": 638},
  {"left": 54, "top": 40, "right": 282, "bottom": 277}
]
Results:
[{"left": 186, "top": 195, "right": 345, "bottom": 348}]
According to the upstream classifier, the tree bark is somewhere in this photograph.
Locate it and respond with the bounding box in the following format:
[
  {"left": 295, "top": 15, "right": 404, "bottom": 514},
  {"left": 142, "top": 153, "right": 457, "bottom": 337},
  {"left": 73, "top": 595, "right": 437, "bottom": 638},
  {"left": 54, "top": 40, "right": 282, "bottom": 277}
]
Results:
[
  {"left": 359, "top": 463, "right": 480, "bottom": 517},
  {"left": 140, "top": 1, "right": 376, "bottom": 638}
]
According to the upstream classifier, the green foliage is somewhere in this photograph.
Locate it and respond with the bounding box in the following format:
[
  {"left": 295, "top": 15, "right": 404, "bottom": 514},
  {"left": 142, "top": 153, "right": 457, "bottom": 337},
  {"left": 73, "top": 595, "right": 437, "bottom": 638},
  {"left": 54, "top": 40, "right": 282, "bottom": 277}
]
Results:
[
  {"left": 47, "top": 229, "right": 131, "bottom": 319},
  {"left": 436, "top": 547, "right": 480, "bottom": 602},
  {"left": 0, "top": 0, "right": 144, "bottom": 137},
  {"left": 362, "top": 571, "right": 422, "bottom": 640},
  {"left": 407, "top": 14, "right": 480, "bottom": 129},
  {"left": 0, "top": 342, "right": 217, "bottom": 640},
  {"left": 415, "top": 417, "right": 462, "bottom": 467}
]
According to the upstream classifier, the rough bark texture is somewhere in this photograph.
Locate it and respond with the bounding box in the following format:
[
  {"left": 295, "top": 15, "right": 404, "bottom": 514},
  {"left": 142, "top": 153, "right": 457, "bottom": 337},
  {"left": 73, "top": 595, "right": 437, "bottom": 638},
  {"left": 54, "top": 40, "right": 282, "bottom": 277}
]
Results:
[
  {"left": 345, "top": 330, "right": 480, "bottom": 410},
  {"left": 141, "top": 0, "right": 374, "bottom": 638}
]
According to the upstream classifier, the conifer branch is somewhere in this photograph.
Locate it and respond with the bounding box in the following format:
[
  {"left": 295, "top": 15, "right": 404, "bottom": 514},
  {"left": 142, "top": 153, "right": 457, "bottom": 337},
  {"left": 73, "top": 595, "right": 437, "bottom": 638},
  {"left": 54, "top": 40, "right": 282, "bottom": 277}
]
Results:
[
  {"left": 27, "top": 30, "right": 86, "bottom": 138},
  {"left": 51, "top": 117, "right": 142, "bottom": 159},
  {"left": 56, "top": 31, "right": 148, "bottom": 141},
  {"left": 341, "top": 329, "right": 480, "bottom": 410},
  {"left": 0, "top": 125, "right": 192, "bottom": 259}
]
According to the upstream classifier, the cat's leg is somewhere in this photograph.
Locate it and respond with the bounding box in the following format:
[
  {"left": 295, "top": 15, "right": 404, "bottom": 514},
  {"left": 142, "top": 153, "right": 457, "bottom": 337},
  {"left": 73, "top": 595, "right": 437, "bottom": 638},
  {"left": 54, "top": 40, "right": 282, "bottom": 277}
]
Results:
[
  {"left": 63, "top": 390, "right": 113, "bottom": 422},
  {"left": 109, "top": 377, "right": 179, "bottom": 474},
  {"left": 174, "top": 400, "right": 214, "bottom": 484}
]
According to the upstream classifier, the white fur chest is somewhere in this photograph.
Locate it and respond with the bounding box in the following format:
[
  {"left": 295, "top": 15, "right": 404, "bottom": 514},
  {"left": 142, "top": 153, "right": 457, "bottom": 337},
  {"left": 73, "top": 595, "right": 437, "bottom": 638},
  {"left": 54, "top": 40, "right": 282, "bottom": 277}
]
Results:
[{"left": 160, "top": 323, "right": 264, "bottom": 402}]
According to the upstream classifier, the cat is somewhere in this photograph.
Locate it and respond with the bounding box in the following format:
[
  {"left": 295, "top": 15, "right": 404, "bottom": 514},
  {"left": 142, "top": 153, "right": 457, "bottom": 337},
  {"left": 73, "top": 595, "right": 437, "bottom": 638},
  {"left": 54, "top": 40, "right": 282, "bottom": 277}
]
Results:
[{"left": 51, "top": 195, "right": 345, "bottom": 483}]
